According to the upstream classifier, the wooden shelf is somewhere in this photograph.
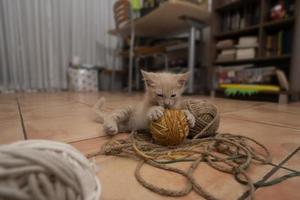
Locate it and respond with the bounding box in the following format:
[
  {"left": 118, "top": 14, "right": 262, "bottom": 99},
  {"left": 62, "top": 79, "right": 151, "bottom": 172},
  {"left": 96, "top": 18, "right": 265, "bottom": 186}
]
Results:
[
  {"left": 215, "top": 25, "right": 259, "bottom": 39},
  {"left": 263, "top": 17, "right": 295, "bottom": 30},
  {"left": 215, "top": 17, "right": 295, "bottom": 39},
  {"left": 215, "top": 55, "right": 291, "bottom": 65},
  {"left": 216, "top": 0, "right": 259, "bottom": 12},
  {"left": 210, "top": 0, "right": 300, "bottom": 102}
]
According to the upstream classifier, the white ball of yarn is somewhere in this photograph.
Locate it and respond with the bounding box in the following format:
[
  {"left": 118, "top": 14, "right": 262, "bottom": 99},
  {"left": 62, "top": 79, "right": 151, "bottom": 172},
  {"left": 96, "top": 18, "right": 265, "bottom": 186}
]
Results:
[{"left": 0, "top": 140, "right": 101, "bottom": 200}]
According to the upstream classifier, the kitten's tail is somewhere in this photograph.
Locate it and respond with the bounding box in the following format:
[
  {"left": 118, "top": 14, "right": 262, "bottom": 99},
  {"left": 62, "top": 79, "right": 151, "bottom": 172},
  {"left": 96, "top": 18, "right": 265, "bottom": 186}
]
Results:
[{"left": 93, "top": 97, "right": 106, "bottom": 123}]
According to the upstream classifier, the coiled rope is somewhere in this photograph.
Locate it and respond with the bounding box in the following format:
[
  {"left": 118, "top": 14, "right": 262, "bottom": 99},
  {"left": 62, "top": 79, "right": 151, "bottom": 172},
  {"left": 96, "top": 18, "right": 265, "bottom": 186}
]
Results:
[{"left": 88, "top": 131, "right": 299, "bottom": 200}]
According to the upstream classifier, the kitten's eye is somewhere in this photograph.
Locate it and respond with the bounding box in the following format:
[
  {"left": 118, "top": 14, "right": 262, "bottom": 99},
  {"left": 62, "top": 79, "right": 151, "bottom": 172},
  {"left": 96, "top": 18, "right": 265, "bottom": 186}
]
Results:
[
  {"left": 157, "top": 94, "right": 163, "bottom": 97},
  {"left": 171, "top": 94, "right": 176, "bottom": 98}
]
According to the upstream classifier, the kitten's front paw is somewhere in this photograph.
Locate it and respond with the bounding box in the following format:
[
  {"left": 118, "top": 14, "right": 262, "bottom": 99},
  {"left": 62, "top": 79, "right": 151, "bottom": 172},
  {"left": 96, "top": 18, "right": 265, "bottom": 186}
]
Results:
[
  {"left": 183, "top": 110, "right": 195, "bottom": 127},
  {"left": 103, "top": 121, "right": 118, "bottom": 135},
  {"left": 148, "top": 106, "right": 165, "bottom": 121}
]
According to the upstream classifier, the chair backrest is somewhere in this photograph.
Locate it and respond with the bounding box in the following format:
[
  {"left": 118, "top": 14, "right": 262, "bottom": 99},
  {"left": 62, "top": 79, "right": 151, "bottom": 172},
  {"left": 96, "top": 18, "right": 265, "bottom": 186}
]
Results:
[{"left": 114, "top": 0, "right": 131, "bottom": 29}]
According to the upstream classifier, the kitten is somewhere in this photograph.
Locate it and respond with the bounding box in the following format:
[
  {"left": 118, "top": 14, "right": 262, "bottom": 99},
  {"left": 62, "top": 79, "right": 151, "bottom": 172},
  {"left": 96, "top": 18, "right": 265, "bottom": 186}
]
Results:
[{"left": 94, "top": 70, "right": 195, "bottom": 135}]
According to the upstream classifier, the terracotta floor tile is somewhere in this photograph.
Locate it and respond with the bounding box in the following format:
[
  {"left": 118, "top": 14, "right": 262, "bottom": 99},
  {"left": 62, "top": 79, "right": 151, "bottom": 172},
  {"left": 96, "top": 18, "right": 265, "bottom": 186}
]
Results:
[
  {"left": 188, "top": 163, "right": 273, "bottom": 200},
  {"left": 0, "top": 120, "right": 24, "bottom": 144},
  {"left": 18, "top": 92, "right": 76, "bottom": 109},
  {"left": 219, "top": 116, "right": 300, "bottom": 164},
  {"left": 257, "top": 103, "right": 300, "bottom": 114},
  {"left": 191, "top": 96, "right": 264, "bottom": 113},
  {"left": 95, "top": 154, "right": 209, "bottom": 200},
  {"left": 290, "top": 102, "right": 300, "bottom": 107},
  {"left": 1, "top": 92, "right": 300, "bottom": 200},
  {"left": 0, "top": 94, "right": 17, "bottom": 104},
  {"left": 0, "top": 98, "right": 24, "bottom": 144},
  {"left": 255, "top": 168, "right": 300, "bottom": 200},
  {"left": 61, "top": 92, "right": 102, "bottom": 106},
  {"left": 0, "top": 102, "right": 20, "bottom": 122},
  {"left": 21, "top": 102, "right": 95, "bottom": 120},
  {"left": 19, "top": 94, "right": 105, "bottom": 142},
  {"left": 70, "top": 133, "right": 131, "bottom": 155},
  {"left": 24, "top": 114, "right": 104, "bottom": 142},
  {"left": 70, "top": 92, "right": 143, "bottom": 106},
  {"left": 223, "top": 106, "right": 300, "bottom": 129},
  {"left": 70, "top": 136, "right": 108, "bottom": 156}
]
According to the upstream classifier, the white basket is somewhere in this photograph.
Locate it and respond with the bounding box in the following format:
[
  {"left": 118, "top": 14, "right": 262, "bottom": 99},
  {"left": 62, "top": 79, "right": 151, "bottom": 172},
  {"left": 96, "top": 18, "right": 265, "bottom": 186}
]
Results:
[{"left": 68, "top": 67, "right": 99, "bottom": 92}]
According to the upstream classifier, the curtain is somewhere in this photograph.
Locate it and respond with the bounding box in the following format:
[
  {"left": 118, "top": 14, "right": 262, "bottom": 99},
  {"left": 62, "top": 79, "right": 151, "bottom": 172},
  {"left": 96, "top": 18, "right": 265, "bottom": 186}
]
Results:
[{"left": 0, "top": 0, "right": 117, "bottom": 91}]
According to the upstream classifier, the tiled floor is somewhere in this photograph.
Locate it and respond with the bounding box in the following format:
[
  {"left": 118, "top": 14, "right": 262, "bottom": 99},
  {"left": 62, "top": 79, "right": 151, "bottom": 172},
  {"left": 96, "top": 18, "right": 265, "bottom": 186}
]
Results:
[{"left": 0, "top": 92, "right": 299, "bottom": 200}]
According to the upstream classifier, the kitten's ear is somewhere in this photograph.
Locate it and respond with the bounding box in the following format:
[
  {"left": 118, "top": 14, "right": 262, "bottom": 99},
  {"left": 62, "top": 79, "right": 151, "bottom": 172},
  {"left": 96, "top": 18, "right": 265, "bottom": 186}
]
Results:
[
  {"left": 141, "top": 70, "right": 156, "bottom": 88},
  {"left": 177, "top": 71, "right": 190, "bottom": 88}
]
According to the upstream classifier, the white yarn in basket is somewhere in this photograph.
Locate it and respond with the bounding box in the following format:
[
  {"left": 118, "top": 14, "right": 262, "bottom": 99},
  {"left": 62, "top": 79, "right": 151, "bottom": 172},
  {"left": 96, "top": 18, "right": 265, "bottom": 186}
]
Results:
[{"left": 0, "top": 140, "right": 101, "bottom": 200}]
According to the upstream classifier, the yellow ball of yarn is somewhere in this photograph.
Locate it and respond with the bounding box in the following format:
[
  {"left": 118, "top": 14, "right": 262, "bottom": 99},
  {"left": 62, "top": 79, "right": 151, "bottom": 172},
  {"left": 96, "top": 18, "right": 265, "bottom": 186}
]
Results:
[{"left": 150, "top": 109, "right": 189, "bottom": 146}]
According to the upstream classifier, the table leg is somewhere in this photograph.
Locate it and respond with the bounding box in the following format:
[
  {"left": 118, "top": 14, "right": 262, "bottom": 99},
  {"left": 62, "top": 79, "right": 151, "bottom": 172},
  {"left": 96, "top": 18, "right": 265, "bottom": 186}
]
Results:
[
  {"left": 111, "top": 35, "right": 122, "bottom": 91},
  {"left": 128, "top": 24, "right": 135, "bottom": 93},
  {"left": 188, "top": 26, "right": 196, "bottom": 93},
  {"left": 135, "top": 57, "right": 140, "bottom": 90},
  {"left": 164, "top": 54, "right": 169, "bottom": 71}
]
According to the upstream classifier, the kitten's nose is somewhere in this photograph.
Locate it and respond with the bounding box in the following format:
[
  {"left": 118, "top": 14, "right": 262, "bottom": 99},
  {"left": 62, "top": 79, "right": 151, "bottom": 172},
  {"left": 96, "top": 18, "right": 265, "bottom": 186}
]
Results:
[{"left": 164, "top": 100, "right": 171, "bottom": 108}]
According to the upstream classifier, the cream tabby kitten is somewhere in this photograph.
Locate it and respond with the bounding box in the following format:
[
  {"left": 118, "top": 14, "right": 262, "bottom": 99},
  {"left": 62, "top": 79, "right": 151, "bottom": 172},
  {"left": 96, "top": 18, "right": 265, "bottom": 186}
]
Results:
[{"left": 95, "top": 70, "right": 195, "bottom": 135}]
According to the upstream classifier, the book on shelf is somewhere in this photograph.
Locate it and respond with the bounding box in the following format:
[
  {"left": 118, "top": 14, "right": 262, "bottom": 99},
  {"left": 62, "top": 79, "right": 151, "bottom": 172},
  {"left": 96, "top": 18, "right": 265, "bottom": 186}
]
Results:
[
  {"left": 266, "top": 29, "right": 292, "bottom": 56},
  {"left": 216, "top": 49, "right": 236, "bottom": 62},
  {"left": 236, "top": 48, "right": 256, "bottom": 60},
  {"left": 235, "top": 36, "right": 258, "bottom": 60},
  {"left": 285, "top": 0, "right": 296, "bottom": 17},
  {"left": 238, "top": 36, "right": 258, "bottom": 47},
  {"left": 217, "top": 64, "right": 254, "bottom": 71},
  {"left": 221, "top": 49, "right": 236, "bottom": 55},
  {"left": 216, "top": 36, "right": 258, "bottom": 62},
  {"left": 216, "top": 39, "right": 236, "bottom": 49},
  {"left": 220, "top": 3, "right": 260, "bottom": 32}
]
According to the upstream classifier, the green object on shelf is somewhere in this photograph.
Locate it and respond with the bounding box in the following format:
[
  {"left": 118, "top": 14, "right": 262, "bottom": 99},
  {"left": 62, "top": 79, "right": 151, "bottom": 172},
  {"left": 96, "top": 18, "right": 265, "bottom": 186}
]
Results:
[
  {"left": 131, "top": 0, "right": 141, "bottom": 11},
  {"left": 220, "top": 84, "right": 280, "bottom": 96},
  {"left": 224, "top": 88, "right": 259, "bottom": 97}
]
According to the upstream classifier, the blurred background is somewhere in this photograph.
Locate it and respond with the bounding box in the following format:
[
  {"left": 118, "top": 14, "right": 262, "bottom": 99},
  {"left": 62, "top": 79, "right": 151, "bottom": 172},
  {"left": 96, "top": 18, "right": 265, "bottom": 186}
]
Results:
[{"left": 0, "top": 0, "right": 299, "bottom": 103}]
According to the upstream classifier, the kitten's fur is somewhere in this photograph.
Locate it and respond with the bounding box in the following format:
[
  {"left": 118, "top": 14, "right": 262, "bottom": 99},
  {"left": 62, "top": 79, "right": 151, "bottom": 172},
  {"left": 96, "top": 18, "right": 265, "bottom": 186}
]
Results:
[{"left": 94, "top": 70, "right": 195, "bottom": 135}]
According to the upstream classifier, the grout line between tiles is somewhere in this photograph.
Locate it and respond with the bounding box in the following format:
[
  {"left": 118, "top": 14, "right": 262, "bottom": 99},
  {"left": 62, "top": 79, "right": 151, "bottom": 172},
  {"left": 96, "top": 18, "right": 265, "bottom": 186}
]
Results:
[
  {"left": 223, "top": 115, "right": 300, "bottom": 131},
  {"left": 222, "top": 106, "right": 300, "bottom": 119},
  {"left": 16, "top": 97, "right": 28, "bottom": 140},
  {"left": 68, "top": 135, "right": 109, "bottom": 145},
  {"left": 76, "top": 100, "right": 93, "bottom": 108},
  {"left": 260, "top": 108, "right": 300, "bottom": 115},
  {"left": 221, "top": 103, "right": 266, "bottom": 114}
]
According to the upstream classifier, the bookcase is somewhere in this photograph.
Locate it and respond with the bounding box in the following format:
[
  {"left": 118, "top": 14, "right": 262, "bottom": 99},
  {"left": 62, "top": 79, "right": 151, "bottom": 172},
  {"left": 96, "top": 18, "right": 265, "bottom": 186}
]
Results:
[{"left": 210, "top": 0, "right": 300, "bottom": 103}]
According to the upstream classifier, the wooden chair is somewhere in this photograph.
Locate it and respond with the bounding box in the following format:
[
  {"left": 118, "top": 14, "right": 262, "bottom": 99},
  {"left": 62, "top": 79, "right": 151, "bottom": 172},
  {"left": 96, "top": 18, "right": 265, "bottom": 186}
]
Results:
[{"left": 112, "top": 0, "right": 169, "bottom": 92}]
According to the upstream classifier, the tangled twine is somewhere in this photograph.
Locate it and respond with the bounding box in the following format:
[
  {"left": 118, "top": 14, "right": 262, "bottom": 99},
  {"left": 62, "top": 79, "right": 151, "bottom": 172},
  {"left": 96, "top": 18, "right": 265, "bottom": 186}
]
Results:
[
  {"left": 180, "top": 99, "right": 220, "bottom": 138},
  {"left": 94, "top": 131, "right": 273, "bottom": 200},
  {"left": 0, "top": 140, "right": 101, "bottom": 200},
  {"left": 150, "top": 109, "right": 189, "bottom": 146},
  {"left": 150, "top": 100, "right": 220, "bottom": 146}
]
